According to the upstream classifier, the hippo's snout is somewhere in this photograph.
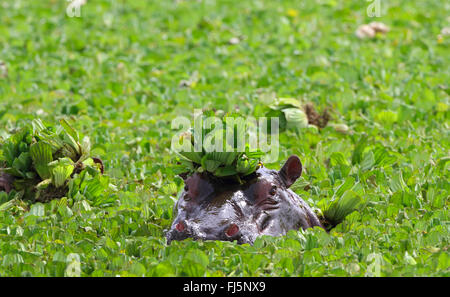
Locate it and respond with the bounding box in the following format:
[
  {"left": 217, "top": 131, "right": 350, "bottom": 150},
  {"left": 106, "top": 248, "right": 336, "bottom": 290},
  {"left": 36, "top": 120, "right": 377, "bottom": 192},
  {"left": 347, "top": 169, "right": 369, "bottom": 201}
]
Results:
[{"left": 167, "top": 219, "right": 249, "bottom": 244}]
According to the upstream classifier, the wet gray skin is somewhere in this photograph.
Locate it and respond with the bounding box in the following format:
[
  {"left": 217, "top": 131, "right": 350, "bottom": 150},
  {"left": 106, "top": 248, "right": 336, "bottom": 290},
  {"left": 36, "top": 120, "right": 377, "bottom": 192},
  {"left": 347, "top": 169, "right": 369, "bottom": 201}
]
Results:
[{"left": 166, "top": 155, "right": 323, "bottom": 245}]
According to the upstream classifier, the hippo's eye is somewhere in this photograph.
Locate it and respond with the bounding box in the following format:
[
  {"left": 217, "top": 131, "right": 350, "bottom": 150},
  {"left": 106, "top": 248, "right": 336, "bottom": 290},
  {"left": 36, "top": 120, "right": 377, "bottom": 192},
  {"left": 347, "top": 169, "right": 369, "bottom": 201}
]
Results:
[
  {"left": 184, "top": 185, "right": 189, "bottom": 191},
  {"left": 269, "top": 185, "right": 277, "bottom": 196}
]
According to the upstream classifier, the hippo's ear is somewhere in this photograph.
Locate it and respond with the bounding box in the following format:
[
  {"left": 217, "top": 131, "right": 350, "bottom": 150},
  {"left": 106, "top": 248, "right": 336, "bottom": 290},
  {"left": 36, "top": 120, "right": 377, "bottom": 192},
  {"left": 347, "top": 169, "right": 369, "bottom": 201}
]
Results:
[{"left": 279, "top": 155, "right": 302, "bottom": 188}]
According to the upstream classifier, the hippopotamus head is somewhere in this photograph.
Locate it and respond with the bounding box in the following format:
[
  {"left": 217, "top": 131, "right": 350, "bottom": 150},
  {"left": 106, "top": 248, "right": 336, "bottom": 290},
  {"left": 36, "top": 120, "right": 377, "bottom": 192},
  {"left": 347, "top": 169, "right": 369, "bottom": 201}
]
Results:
[{"left": 166, "top": 155, "right": 323, "bottom": 245}]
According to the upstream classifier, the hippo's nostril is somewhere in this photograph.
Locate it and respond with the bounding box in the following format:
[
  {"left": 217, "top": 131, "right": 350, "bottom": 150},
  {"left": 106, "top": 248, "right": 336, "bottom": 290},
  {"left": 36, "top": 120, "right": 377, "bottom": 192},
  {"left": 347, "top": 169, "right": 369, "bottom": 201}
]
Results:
[
  {"left": 225, "top": 224, "right": 239, "bottom": 237},
  {"left": 175, "top": 221, "right": 186, "bottom": 232}
]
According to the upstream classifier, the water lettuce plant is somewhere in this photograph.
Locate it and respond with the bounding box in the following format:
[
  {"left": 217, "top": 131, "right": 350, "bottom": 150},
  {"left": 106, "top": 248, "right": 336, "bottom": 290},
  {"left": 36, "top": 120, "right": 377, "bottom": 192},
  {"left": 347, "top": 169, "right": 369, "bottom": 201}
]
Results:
[
  {"left": 0, "top": 119, "right": 105, "bottom": 203},
  {"left": 174, "top": 113, "right": 265, "bottom": 179}
]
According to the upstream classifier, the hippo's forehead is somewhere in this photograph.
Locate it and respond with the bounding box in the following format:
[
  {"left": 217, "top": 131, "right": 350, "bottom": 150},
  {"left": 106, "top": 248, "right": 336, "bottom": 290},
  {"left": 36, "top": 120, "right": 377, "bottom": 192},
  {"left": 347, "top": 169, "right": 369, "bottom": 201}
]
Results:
[
  {"left": 199, "top": 190, "right": 246, "bottom": 221},
  {"left": 184, "top": 173, "right": 215, "bottom": 200},
  {"left": 183, "top": 168, "right": 280, "bottom": 204}
]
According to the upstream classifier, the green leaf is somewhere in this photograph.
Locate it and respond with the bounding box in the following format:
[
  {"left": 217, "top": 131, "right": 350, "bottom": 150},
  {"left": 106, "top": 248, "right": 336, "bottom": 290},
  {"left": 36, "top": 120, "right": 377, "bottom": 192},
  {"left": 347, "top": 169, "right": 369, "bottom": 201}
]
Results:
[
  {"left": 36, "top": 179, "right": 52, "bottom": 190},
  {"left": 352, "top": 135, "right": 367, "bottom": 165},
  {"left": 182, "top": 250, "right": 209, "bottom": 276},
  {"left": 321, "top": 177, "right": 362, "bottom": 228},
  {"left": 12, "top": 152, "right": 32, "bottom": 176},
  {"left": 51, "top": 159, "right": 75, "bottom": 188},
  {"left": 154, "top": 262, "right": 175, "bottom": 277},
  {"left": 389, "top": 171, "right": 407, "bottom": 192},
  {"left": 2, "top": 254, "right": 24, "bottom": 266},
  {"left": 0, "top": 192, "right": 22, "bottom": 211},
  {"left": 178, "top": 150, "right": 203, "bottom": 165},
  {"left": 334, "top": 177, "right": 355, "bottom": 199},
  {"left": 31, "top": 119, "right": 46, "bottom": 134},
  {"left": 60, "top": 119, "right": 79, "bottom": 142},
  {"left": 201, "top": 159, "right": 221, "bottom": 173},
  {"left": 214, "top": 166, "right": 238, "bottom": 177},
  {"left": 28, "top": 203, "right": 45, "bottom": 217},
  {"left": 282, "top": 108, "right": 309, "bottom": 129},
  {"left": 330, "top": 152, "right": 349, "bottom": 166},
  {"left": 323, "top": 190, "right": 362, "bottom": 228},
  {"left": 361, "top": 151, "right": 375, "bottom": 171},
  {"left": 276, "top": 97, "right": 303, "bottom": 109},
  {"left": 30, "top": 142, "right": 53, "bottom": 179},
  {"left": 130, "top": 263, "right": 147, "bottom": 276},
  {"left": 3, "top": 142, "right": 19, "bottom": 167}
]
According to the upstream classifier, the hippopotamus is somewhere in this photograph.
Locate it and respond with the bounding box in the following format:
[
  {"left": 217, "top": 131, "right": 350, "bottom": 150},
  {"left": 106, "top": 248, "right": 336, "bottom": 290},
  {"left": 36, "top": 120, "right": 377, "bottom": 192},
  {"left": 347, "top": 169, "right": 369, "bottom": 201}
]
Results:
[{"left": 166, "top": 155, "right": 324, "bottom": 245}]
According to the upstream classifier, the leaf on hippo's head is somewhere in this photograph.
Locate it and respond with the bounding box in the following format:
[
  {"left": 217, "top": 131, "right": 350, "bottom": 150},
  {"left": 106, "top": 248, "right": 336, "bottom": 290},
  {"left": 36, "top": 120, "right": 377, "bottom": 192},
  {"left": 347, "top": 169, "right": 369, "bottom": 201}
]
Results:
[
  {"left": 179, "top": 150, "right": 203, "bottom": 165},
  {"left": 201, "top": 155, "right": 222, "bottom": 173},
  {"left": 173, "top": 112, "right": 265, "bottom": 179},
  {"left": 236, "top": 157, "right": 259, "bottom": 176},
  {"left": 213, "top": 166, "right": 238, "bottom": 177}
]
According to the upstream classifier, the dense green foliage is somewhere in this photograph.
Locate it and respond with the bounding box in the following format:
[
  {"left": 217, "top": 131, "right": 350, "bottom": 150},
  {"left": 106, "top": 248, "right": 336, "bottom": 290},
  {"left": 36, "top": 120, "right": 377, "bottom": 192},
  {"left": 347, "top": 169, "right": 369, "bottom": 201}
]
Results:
[
  {"left": 0, "top": 0, "right": 448, "bottom": 276},
  {"left": 0, "top": 119, "right": 107, "bottom": 203}
]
